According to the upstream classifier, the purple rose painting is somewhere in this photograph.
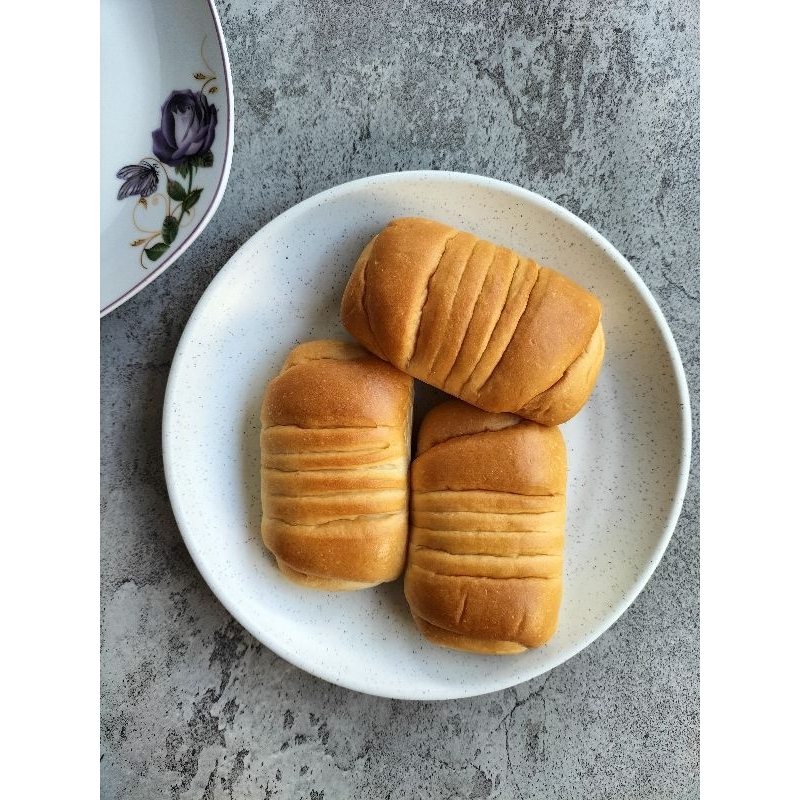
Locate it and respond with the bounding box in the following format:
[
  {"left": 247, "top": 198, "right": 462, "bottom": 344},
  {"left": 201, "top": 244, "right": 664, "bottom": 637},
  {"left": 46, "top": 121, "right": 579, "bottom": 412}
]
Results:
[
  {"left": 152, "top": 90, "right": 218, "bottom": 167},
  {"left": 116, "top": 59, "right": 219, "bottom": 267}
]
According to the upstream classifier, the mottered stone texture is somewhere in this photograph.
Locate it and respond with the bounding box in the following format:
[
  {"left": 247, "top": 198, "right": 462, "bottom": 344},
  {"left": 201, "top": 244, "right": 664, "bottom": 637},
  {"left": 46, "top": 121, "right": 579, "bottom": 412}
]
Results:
[{"left": 100, "top": 0, "right": 699, "bottom": 797}]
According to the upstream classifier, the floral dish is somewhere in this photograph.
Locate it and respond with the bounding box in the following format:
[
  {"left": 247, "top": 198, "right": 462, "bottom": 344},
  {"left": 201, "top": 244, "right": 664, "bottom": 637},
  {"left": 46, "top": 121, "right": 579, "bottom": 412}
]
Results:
[{"left": 100, "top": 0, "right": 234, "bottom": 316}]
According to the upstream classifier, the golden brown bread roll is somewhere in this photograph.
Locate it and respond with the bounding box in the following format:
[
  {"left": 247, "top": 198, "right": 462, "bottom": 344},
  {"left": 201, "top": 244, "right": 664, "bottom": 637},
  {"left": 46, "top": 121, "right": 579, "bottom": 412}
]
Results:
[
  {"left": 341, "top": 216, "right": 604, "bottom": 426},
  {"left": 404, "top": 399, "right": 566, "bottom": 653},
  {"left": 260, "top": 340, "right": 413, "bottom": 590}
]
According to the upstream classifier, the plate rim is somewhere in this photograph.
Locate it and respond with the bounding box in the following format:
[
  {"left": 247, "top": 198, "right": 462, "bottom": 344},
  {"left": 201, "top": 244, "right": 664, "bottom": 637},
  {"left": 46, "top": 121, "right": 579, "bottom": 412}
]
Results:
[
  {"left": 100, "top": 0, "right": 235, "bottom": 318},
  {"left": 163, "top": 169, "right": 692, "bottom": 700}
]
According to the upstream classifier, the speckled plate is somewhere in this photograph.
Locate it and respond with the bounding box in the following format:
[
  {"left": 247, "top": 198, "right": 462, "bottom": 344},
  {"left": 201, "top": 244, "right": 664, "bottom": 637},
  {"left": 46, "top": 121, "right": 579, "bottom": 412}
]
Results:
[
  {"left": 163, "top": 171, "right": 691, "bottom": 700},
  {"left": 100, "top": 0, "right": 234, "bottom": 316}
]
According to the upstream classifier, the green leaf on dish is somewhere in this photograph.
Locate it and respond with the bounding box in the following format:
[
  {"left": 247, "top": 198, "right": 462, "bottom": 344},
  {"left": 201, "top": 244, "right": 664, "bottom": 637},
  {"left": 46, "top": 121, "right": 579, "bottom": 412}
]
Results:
[
  {"left": 162, "top": 216, "right": 179, "bottom": 245},
  {"left": 167, "top": 179, "right": 187, "bottom": 201},
  {"left": 183, "top": 188, "right": 203, "bottom": 211},
  {"left": 144, "top": 242, "right": 170, "bottom": 261}
]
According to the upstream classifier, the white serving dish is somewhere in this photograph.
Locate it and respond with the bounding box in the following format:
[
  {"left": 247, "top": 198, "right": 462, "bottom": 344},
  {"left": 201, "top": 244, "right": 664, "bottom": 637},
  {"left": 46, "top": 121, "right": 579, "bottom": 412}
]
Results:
[{"left": 163, "top": 171, "right": 691, "bottom": 700}]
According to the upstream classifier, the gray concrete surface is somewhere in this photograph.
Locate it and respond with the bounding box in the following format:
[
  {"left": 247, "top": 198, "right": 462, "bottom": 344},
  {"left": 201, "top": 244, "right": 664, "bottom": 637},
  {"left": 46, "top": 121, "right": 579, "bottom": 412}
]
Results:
[{"left": 101, "top": 1, "right": 699, "bottom": 797}]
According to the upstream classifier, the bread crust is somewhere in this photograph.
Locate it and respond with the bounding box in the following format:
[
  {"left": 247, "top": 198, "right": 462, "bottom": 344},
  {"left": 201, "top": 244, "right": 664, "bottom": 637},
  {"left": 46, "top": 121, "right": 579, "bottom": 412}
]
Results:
[
  {"left": 404, "top": 399, "right": 566, "bottom": 653},
  {"left": 341, "top": 217, "right": 604, "bottom": 425},
  {"left": 260, "top": 340, "right": 413, "bottom": 589}
]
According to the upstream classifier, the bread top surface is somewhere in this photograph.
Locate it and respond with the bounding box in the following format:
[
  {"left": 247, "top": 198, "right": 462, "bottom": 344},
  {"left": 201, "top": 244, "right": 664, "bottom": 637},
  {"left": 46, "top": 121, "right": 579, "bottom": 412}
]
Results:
[
  {"left": 412, "top": 399, "right": 566, "bottom": 497},
  {"left": 347, "top": 218, "right": 458, "bottom": 368},
  {"left": 261, "top": 339, "right": 413, "bottom": 429},
  {"left": 415, "top": 398, "right": 522, "bottom": 455},
  {"left": 340, "top": 217, "right": 603, "bottom": 424}
]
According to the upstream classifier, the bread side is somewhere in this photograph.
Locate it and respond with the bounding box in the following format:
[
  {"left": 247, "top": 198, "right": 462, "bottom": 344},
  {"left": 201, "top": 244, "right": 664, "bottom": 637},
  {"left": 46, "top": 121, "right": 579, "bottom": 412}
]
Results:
[
  {"left": 260, "top": 340, "right": 413, "bottom": 590},
  {"left": 404, "top": 399, "right": 566, "bottom": 653}
]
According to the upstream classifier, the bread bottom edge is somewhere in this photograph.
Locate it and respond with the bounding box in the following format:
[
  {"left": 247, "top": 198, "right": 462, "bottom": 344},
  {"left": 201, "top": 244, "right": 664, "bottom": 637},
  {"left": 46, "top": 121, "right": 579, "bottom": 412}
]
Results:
[
  {"left": 412, "top": 614, "right": 529, "bottom": 655},
  {"left": 275, "top": 557, "right": 384, "bottom": 591}
]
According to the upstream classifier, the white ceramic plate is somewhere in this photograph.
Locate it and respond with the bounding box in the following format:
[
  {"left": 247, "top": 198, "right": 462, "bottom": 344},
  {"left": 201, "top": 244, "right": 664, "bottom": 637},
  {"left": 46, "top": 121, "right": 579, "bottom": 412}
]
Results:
[
  {"left": 100, "top": 0, "right": 233, "bottom": 316},
  {"left": 163, "top": 171, "right": 691, "bottom": 700}
]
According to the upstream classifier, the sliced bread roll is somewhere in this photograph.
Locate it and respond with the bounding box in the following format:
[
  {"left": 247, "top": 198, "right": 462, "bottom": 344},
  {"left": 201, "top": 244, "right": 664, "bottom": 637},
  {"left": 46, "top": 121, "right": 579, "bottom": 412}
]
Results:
[
  {"left": 404, "top": 399, "right": 566, "bottom": 653},
  {"left": 341, "top": 216, "right": 604, "bottom": 426},
  {"left": 260, "top": 340, "right": 413, "bottom": 590}
]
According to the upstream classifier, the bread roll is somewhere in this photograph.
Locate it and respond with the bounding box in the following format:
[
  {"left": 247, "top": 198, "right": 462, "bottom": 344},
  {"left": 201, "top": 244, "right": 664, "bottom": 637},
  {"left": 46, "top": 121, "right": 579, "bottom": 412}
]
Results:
[
  {"left": 341, "top": 217, "right": 604, "bottom": 426},
  {"left": 404, "top": 399, "right": 566, "bottom": 653},
  {"left": 260, "top": 340, "right": 413, "bottom": 590}
]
